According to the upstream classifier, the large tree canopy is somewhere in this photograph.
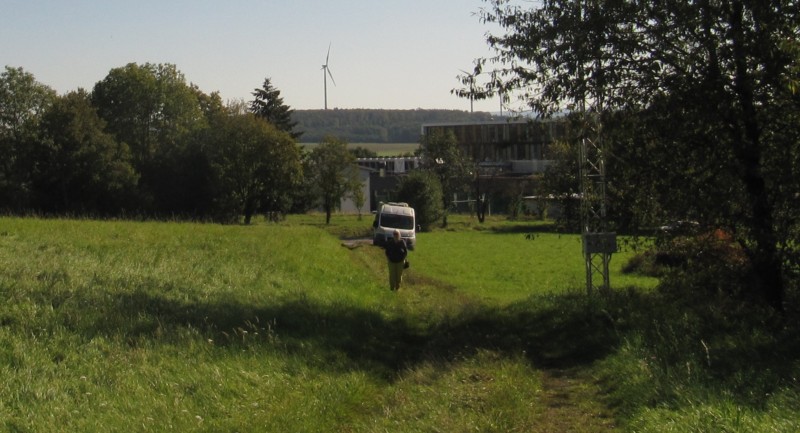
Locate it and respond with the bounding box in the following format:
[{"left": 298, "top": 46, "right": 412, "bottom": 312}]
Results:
[
  {"left": 35, "top": 90, "right": 138, "bottom": 214},
  {"left": 0, "top": 66, "right": 56, "bottom": 211},
  {"left": 91, "top": 63, "right": 204, "bottom": 163},
  {"left": 200, "top": 113, "right": 303, "bottom": 224},
  {"left": 91, "top": 63, "right": 207, "bottom": 214},
  {"left": 471, "top": 0, "right": 800, "bottom": 309}
]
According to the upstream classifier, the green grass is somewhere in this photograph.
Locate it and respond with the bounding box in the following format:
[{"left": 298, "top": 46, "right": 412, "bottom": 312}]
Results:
[
  {"left": 413, "top": 229, "right": 658, "bottom": 305},
  {"left": 0, "top": 215, "right": 797, "bottom": 432},
  {"left": 300, "top": 142, "right": 419, "bottom": 157}
]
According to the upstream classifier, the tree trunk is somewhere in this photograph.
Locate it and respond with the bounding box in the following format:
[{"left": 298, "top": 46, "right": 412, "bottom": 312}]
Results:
[
  {"left": 730, "top": 2, "right": 784, "bottom": 310},
  {"left": 324, "top": 202, "right": 332, "bottom": 225}
]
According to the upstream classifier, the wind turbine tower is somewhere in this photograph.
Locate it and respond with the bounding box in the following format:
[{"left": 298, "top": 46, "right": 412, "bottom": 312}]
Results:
[
  {"left": 460, "top": 69, "right": 475, "bottom": 113},
  {"left": 322, "top": 44, "right": 336, "bottom": 110}
]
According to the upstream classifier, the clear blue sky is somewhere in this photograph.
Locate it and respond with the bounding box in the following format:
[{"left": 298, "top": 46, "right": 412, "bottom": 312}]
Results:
[{"left": 1, "top": 0, "right": 504, "bottom": 111}]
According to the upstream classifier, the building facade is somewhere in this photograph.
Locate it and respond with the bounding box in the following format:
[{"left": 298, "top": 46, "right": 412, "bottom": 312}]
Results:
[
  {"left": 340, "top": 120, "right": 568, "bottom": 216},
  {"left": 421, "top": 120, "right": 565, "bottom": 175}
]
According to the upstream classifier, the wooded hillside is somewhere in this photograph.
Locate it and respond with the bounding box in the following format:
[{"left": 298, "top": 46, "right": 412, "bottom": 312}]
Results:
[{"left": 292, "top": 109, "right": 502, "bottom": 143}]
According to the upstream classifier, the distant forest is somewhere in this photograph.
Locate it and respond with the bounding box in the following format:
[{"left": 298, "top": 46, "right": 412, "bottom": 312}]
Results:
[{"left": 292, "top": 109, "right": 504, "bottom": 143}]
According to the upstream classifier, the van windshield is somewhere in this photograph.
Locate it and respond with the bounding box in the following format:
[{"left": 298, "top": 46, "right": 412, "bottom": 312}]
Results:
[{"left": 380, "top": 214, "right": 415, "bottom": 230}]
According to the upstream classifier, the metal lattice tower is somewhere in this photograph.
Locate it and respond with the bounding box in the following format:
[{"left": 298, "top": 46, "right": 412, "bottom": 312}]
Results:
[
  {"left": 579, "top": 110, "right": 616, "bottom": 294},
  {"left": 578, "top": 0, "right": 616, "bottom": 295}
]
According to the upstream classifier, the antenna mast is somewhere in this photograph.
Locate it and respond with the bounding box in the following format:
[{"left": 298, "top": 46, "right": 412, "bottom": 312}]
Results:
[{"left": 578, "top": 0, "right": 616, "bottom": 294}]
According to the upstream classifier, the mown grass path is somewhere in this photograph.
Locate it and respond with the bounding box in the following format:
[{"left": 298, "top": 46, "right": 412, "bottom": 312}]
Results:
[
  {"left": 537, "top": 368, "right": 618, "bottom": 433},
  {"left": 344, "top": 236, "right": 622, "bottom": 432}
]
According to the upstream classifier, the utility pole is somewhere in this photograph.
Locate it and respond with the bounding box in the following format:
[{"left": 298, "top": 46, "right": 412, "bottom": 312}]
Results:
[{"left": 578, "top": 0, "right": 616, "bottom": 294}]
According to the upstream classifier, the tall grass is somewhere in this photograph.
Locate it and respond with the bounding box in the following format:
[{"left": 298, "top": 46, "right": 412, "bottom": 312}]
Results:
[
  {"left": 0, "top": 215, "right": 797, "bottom": 432},
  {"left": 0, "top": 216, "right": 591, "bottom": 432}
]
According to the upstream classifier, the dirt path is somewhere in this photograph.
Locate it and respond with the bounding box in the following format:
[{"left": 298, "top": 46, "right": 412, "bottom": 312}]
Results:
[{"left": 535, "top": 368, "right": 619, "bottom": 433}]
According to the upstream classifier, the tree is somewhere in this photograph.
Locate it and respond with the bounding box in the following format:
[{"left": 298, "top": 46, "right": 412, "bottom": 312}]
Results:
[
  {"left": 307, "top": 135, "right": 361, "bottom": 224},
  {"left": 192, "top": 85, "right": 227, "bottom": 121},
  {"left": 92, "top": 63, "right": 204, "bottom": 164},
  {"left": 92, "top": 63, "right": 205, "bottom": 214},
  {"left": 350, "top": 183, "right": 366, "bottom": 220},
  {"left": 35, "top": 90, "right": 138, "bottom": 215},
  {"left": 473, "top": 0, "right": 800, "bottom": 309},
  {"left": 417, "top": 129, "right": 471, "bottom": 227},
  {"left": 0, "top": 66, "right": 56, "bottom": 211},
  {"left": 250, "top": 78, "right": 302, "bottom": 140},
  {"left": 395, "top": 170, "right": 444, "bottom": 231},
  {"left": 200, "top": 113, "right": 302, "bottom": 224}
]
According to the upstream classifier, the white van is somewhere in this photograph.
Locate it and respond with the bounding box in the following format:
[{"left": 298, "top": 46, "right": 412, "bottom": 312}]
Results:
[{"left": 372, "top": 202, "right": 417, "bottom": 250}]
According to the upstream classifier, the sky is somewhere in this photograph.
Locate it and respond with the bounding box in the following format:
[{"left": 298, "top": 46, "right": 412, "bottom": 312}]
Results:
[{"left": 1, "top": 0, "right": 506, "bottom": 112}]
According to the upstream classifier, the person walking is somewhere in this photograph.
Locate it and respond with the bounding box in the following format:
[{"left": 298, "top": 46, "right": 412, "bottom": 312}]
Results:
[{"left": 384, "top": 229, "right": 408, "bottom": 291}]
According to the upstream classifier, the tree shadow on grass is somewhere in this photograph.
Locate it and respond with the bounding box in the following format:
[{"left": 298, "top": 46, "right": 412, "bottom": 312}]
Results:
[
  {"left": 78, "top": 284, "right": 800, "bottom": 411},
  {"left": 87, "top": 288, "right": 621, "bottom": 379}
]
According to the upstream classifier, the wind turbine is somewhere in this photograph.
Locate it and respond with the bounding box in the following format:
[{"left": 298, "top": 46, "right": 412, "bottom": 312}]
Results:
[
  {"left": 459, "top": 69, "right": 476, "bottom": 113},
  {"left": 322, "top": 43, "right": 336, "bottom": 110}
]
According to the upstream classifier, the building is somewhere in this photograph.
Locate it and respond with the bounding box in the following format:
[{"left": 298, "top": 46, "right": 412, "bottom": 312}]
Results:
[
  {"left": 340, "top": 120, "right": 567, "bottom": 216},
  {"left": 356, "top": 156, "right": 420, "bottom": 175},
  {"left": 339, "top": 156, "right": 420, "bottom": 214},
  {"left": 421, "top": 119, "right": 565, "bottom": 175},
  {"left": 421, "top": 119, "right": 568, "bottom": 216}
]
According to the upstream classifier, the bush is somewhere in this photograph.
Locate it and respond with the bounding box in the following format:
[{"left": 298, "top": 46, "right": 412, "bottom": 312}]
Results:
[{"left": 395, "top": 170, "right": 444, "bottom": 231}]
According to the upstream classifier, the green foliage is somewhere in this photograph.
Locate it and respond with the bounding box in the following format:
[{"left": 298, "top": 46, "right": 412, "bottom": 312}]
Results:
[
  {"left": 0, "top": 66, "right": 57, "bottom": 211},
  {"left": 417, "top": 129, "right": 472, "bottom": 227},
  {"left": 395, "top": 170, "right": 444, "bottom": 231},
  {"left": 91, "top": 63, "right": 204, "bottom": 164},
  {"left": 199, "top": 114, "right": 302, "bottom": 224},
  {"left": 35, "top": 90, "right": 138, "bottom": 214},
  {"left": 476, "top": 0, "right": 800, "bottom": 309},
  {"left": 90, "top": 63, "right": 207, "bottom": 215},
  {"left": 538, "top": 137, "right": 581, "bottom": 230},
  {"left": 306, "top": 136, "right": 361, "bottom": 224},
  {"left": 250, "top": 77, "right": 301, "bottom": 140},
  {"left": 594, "top": 290, "right": 800, "bottom": 433},
  {"left": 0, "top": 66, "right": 56, "bottom": 141}
]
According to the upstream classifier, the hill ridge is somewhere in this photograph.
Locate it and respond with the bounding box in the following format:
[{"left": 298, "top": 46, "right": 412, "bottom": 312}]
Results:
[{"left": 292, "top": 108, "right": 506, "bottom": 143}]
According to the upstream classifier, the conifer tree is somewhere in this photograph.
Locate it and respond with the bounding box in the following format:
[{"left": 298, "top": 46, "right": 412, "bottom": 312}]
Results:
[{"left": 250, "top": 78, "right": 302, "bottom": 140}]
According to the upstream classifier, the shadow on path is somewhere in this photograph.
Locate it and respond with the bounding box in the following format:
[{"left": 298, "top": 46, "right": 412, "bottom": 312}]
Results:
[{"left": 88, "top": 289, "right": 620, "bottom": 379}]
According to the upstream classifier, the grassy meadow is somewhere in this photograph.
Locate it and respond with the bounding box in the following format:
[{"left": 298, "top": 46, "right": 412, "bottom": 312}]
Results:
[
  {"left": 0, "top": 214, "right": 797, "bottom": 432},
  {"left": 301, "top": 142, "right": 419, "bottom": 157}
]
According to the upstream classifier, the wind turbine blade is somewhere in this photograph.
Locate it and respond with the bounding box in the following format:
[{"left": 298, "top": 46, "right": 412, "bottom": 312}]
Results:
[
  {"left": 326, "top": 43, "right": 331, "bottom": 65},
  {"left": 327, "top": 67, "right": 336, "bottom": 86}
]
